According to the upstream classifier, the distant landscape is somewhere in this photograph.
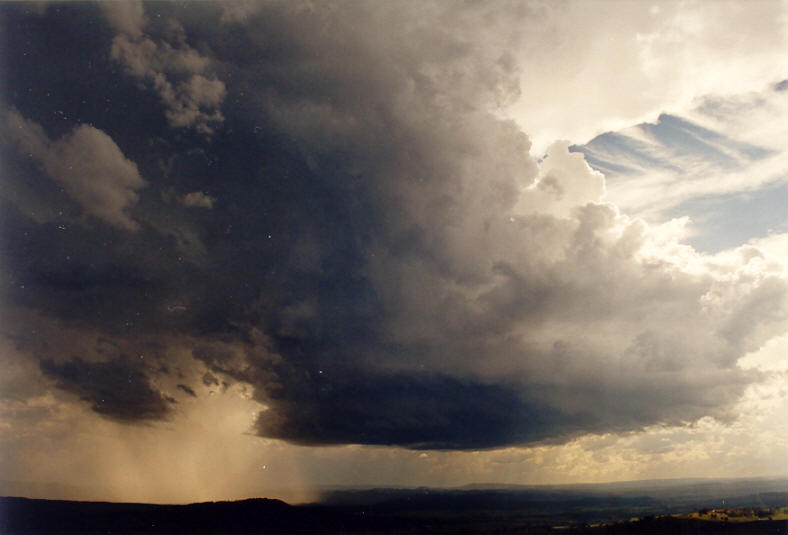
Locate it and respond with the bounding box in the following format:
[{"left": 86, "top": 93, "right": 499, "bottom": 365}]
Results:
[{"left": 4, "top": 478, "right": 788, "bottom": 534}]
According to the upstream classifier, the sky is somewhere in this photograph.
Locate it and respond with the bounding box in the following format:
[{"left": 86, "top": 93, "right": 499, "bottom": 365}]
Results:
[{"left": 3, "top": 0, "right": 788, "bottom": 505}]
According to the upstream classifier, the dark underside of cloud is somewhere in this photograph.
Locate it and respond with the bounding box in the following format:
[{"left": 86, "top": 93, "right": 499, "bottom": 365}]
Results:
[
  {"left": 39, "top": 356, "right": 173, "bottom": 422},
  {"left": 1, "top": 2, "right": 786, "bottom": 450},
  {"left": 254, "top": 372, "right": 583, "bottom": 450}
]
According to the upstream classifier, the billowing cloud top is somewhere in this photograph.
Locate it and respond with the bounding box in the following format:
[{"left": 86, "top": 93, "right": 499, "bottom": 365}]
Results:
[{"left": 2, "top": 1, "right": 788, "bottom": 453}]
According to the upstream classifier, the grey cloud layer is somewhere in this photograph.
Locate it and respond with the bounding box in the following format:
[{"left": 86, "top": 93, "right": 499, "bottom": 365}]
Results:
[{"left": 2, "top": 2, "right": 787, "bottom": 449}]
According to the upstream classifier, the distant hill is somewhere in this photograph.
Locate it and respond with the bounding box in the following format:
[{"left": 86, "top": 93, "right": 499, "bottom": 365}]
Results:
[
  {"left": 565, "top": 516, "right": 788, "bottom": 535},
  {"left": 314, "top": 477, "right": 788, "bottom": 512},
  {"left": 4, "top": 478, "right": 788, "bottom": 534},
  {"left": 0, "top": 497, "right": 306, "bottom": 534}
]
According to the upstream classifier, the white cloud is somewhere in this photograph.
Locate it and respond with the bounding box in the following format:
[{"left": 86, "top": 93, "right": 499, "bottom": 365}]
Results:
[
  {"left": 5, "top": 109, "right": 146, "bottom": 230},
  {"left": 738, "top": 334, "right": 788, "bottom": 372},
  {"left": 100, "top": 0, "right": 145, "bottom": 38},
  {"left": 182, "top": 191, "right": 215, "bottom": 209},
  {"left": 108, "top": 10, "right": 226, "bottom": 135},
  {"left": 504, "top": 1, "right": 788, "bottom": 155},
  {"left": 515, "top": 140, "right": 606, "bottom": 218},
  {"left": 158, "top": 74, "right": 226, "bottom": 131},
  {"left": 219, "top": 0, "right": 261, "bottom": 23}
]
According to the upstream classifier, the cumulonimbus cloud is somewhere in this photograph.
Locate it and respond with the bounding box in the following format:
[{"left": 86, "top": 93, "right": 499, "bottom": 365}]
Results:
[
  {"left": 6, "top": 1, "right": 788, "bottom": 450},
  {"left": 180, "top": 2, "right": 788, "bottom": 449}
]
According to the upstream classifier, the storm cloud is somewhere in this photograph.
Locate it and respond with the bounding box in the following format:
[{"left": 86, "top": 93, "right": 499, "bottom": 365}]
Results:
[
  {"left": 3, "top": 1, "right": 788, "bottom": 451},
  {"left": 39, "top": 356, "right": 173, "bottom": 422}
]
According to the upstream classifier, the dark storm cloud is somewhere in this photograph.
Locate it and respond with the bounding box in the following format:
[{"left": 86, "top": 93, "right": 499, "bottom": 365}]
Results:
[
  {"left": 3, "top": 1, "right": 788, "bottom": 449},
  {"left": 39, "top": 356, "right": 173, "bottom": 422},
  {"left": 254, "top": 372, "right": 580, "bottom": 450}
]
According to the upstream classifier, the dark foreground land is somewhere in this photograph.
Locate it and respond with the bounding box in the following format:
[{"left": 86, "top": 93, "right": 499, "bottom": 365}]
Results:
[{"left": 3, "top": 479, "right": 788, "bottom": 534}]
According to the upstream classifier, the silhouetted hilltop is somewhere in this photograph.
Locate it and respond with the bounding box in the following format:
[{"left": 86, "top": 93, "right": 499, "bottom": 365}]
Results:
[
  {"left": 0, "top": 497, "right": 306, "bottom": 534},
  {"left": 565, "top": 516, "right": 788, "bottom": 535},
  {"left": 4, "top": 479, "right": 788, "bottom": 534}
]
